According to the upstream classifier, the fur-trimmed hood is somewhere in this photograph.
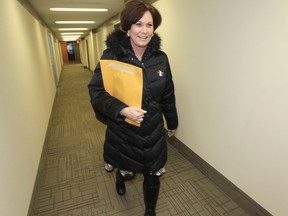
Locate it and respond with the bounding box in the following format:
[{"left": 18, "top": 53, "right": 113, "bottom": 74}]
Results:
[{"left": 105, "top": 29, "right": 161, "bottom": 57}]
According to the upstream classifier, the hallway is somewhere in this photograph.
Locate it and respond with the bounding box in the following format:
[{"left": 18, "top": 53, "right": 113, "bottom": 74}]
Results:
[{"left": 28, "top": 64, "right": 249, "bottom": 216}]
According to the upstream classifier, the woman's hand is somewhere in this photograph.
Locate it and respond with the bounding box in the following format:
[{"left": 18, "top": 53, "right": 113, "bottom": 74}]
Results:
[
  {"left": 120, "top": 107, "right": 147, "bottom": 123},
  {"left": 167, "top": 129, "right": 176, "bottom": 137}
]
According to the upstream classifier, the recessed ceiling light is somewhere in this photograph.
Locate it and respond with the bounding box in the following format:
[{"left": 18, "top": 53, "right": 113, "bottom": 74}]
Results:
[
  {"left": 59, "top": 28, "right": 88, "bottom": 31},
  {"left": 56, "top": 21, "right": 95, "bottom": 24},
  {"left": 62, "top": 35, "right": 81, "bottom": 38},
  {"left": 61, "top": 35, "right": 80, "bottom": 39},
  {"left": 62, "top": 38, "right": 78, "bottom": 41},
  {"left": 62, "top": 36, "right": 79, "bottom": 38},
  {"left": 50, "top": 8, "right": 108, "bottom": 12},
  {"left": 61, "top": 32, "right": 84, "bottom": 35}
]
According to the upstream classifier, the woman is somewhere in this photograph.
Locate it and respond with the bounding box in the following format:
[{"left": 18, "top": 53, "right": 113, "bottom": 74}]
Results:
[{"left": 88, "top": 1, "right": 178, "bottom": 215}]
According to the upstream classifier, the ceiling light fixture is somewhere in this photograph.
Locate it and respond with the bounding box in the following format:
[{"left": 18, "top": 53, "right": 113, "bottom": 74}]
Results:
[
  {"left": 59, "top": 28, "right": 88, "bottom": 31},
  {"left": 62, "top": 35, "right": 81, "bottom": 38},
  {"left": 61, "top": 36, "right": 80, "bottom": 39},
  {"left": 56, "top": 21, "right": 95, "bottom": 24},
  {"left": 61, "top": 32, "right": 84, "bottom": 35},
  {"left": 50, "top": 8, "right": 108, "bottom": 12},
  {"left": 62, "top": 38, "right": 78, "bottom": 41}
]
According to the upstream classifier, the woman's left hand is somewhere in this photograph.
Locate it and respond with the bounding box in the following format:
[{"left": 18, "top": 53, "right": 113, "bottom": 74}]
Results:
[{"left": 167, "top": 129, "right": 176, "bottom": 137}]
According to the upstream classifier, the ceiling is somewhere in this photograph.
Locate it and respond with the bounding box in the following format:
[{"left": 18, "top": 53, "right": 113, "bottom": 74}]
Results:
[{"left": 18, "top": 0, "right": 125, "bottom": 41}]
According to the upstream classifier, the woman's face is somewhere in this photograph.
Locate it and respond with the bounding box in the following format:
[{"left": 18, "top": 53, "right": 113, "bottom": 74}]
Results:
[{"left": 129, "top": 11, "right": 154, "bottom": 50}]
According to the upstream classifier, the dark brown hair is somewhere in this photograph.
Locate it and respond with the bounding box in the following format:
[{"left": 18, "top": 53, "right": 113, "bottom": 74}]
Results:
[{"left": 120, "top": 0, "right": 162, "bottom": 32}]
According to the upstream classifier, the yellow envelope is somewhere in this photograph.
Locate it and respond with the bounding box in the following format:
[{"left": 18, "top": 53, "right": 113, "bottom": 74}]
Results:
[{"left": 100, "top": 60, "right": 143, "bottom": 127}]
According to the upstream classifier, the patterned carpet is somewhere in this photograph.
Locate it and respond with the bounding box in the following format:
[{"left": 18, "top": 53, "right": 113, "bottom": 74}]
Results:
[{"left": 28, "top": 63, "right": 249, "bottom": 216}]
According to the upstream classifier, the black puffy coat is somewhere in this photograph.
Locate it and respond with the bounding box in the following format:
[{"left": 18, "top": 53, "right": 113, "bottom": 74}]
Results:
[{"left": 88, "top": 30, "right": 178, "bottom": 174}]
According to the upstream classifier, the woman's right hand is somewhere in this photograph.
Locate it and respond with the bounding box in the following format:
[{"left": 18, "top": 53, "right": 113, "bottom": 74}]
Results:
[{"left": 120, "top": 107, "right": 147, "bottom": 123}]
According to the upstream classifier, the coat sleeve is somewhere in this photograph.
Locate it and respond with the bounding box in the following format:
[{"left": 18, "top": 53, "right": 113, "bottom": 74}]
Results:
[
  {"left": 88, "top": 49, "right": 128, "bottom": 122},
  {"left": 160, "top": 55, "right": 178, "bottom": 130}
]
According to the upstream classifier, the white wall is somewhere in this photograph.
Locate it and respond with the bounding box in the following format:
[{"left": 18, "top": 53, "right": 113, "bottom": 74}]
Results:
[
  {"left": 79, "top": 13, "right": 120, "bottom": 72},
  {"left": 79, "top": 39, "right": 88, "bottom": 68},
  {"left": 154, "top": 0, "right": 288, "bottom": 215},
  {"left": 87, "top": 32, "right": 96, "bottom": 71},
  {"left": 54, "top": 39, "right": 63, "bottom": 80},
  {"left": 95, "top": 25, "right": 115, "bottom": 56},
  {"left": 0, "top": 0, "right": 61, "bottom": 215},
  {"left": 87, "top": 16, "right": 119, "bottom": 70}
]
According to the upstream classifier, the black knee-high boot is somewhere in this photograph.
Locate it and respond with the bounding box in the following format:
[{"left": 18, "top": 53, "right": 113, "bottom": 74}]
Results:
[
  {"left": 116, "top": 169, "right": 126, "bottom": 195},
  {"left": 143, "top": 184, "right": 160, "bottom": 216}
]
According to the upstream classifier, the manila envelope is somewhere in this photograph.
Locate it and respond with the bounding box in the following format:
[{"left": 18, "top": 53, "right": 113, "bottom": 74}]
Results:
[{"left": 100, "top": 60, "right": 143, "bottom": 127}]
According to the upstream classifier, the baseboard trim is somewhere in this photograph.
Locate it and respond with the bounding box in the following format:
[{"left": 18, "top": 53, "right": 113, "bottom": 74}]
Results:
[
  {"left": 167, "top": 135, "right": 272, "bottom": 216},
  {"left": 27, "top": 91, "right": 58, "bottom": 216}
]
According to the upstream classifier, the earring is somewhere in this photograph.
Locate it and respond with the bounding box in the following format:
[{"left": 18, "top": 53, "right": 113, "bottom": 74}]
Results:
[{"left": 127, "top": 31, "right": 130, "bottom": 37}]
